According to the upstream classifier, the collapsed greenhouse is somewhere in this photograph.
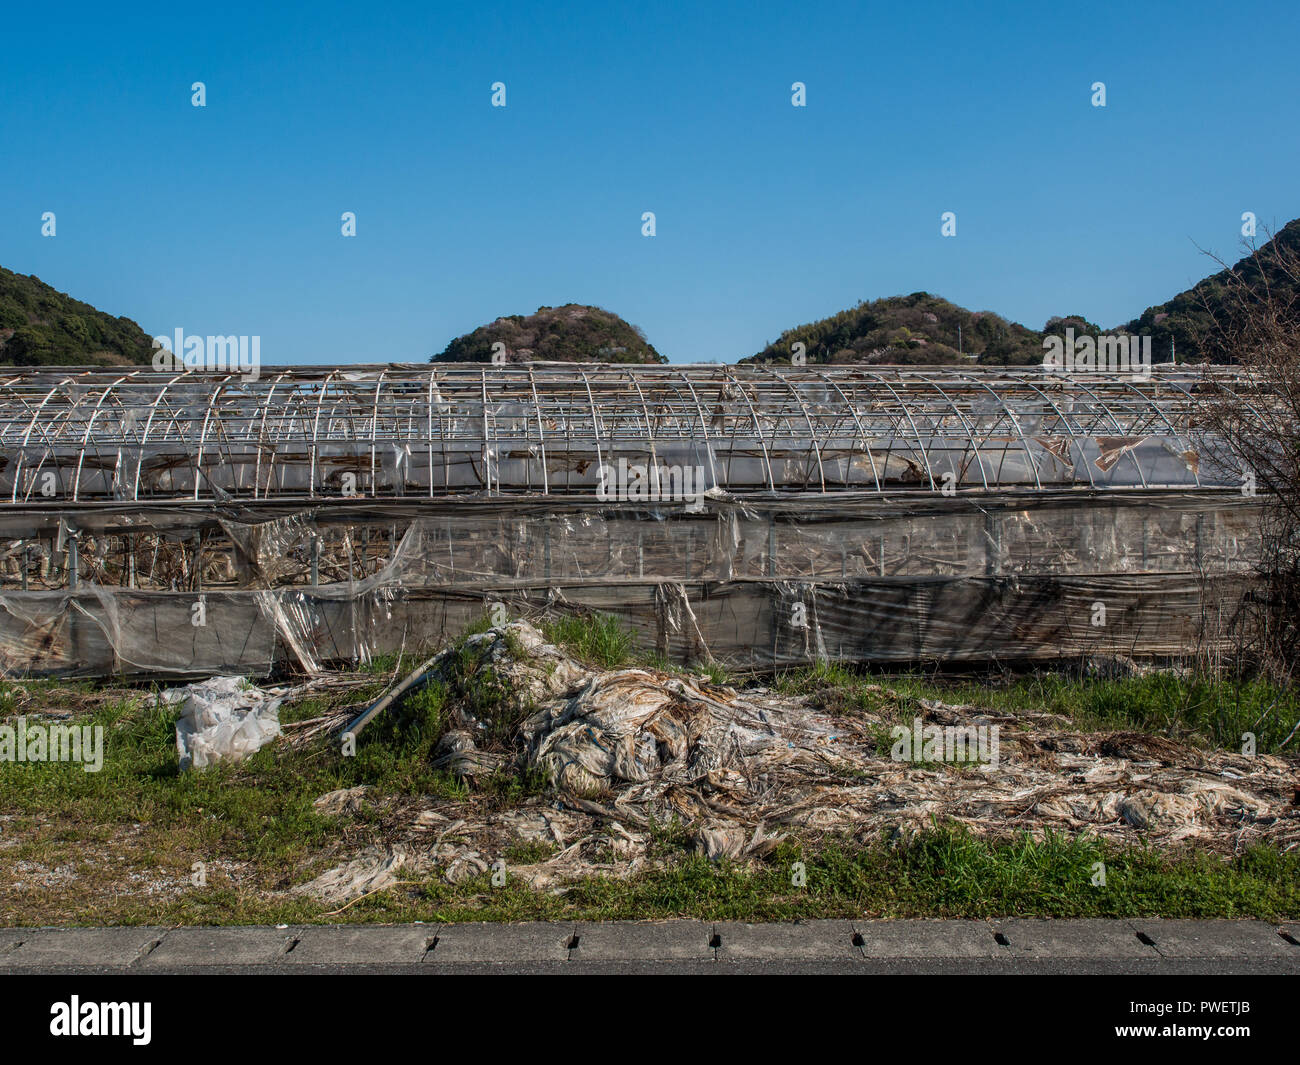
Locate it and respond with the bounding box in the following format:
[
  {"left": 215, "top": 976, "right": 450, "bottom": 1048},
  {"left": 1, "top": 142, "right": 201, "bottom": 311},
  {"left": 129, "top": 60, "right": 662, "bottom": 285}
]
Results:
[{"left": 0, "top": 363, "right": 1268, "bottom": 677}]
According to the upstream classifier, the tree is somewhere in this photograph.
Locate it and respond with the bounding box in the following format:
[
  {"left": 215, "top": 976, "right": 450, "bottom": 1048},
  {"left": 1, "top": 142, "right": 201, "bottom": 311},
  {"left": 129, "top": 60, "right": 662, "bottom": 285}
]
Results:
[{"left": 1194, "top": 227, "right": 1300, "bottom": 674}]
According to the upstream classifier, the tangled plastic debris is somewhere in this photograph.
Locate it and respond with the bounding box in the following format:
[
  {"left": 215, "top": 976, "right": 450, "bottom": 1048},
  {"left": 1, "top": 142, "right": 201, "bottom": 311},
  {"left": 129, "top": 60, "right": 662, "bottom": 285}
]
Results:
[{"left": 292, "top": 622, "right": 1300, "bottom": 903}]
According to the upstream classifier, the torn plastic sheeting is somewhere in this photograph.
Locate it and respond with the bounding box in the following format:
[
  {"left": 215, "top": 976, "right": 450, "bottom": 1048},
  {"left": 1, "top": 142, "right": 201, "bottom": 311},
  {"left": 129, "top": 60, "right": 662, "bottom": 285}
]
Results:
[
  {"left": 0, "top": 591, "right": 109, "bottom": 676},
  {"left": 0, "top": 494, "right": 1266, "bottom": 597},
  {"left": 167, "top": 675, "right": 283, "bottom": 770},
  {"left": 504, "top": 621, "right": 1299, "bottom": 850},
  {"left": 261, "top": 500, "right": 1263, "bottom": 589},
  {"left": 293, "top": 845, "right": 415, "bottom": 905},
  {"left": 0, "top": 570, "right": 1261, "bottom": 679},
  {"left": 776, "top": 581, "right": 830, "bottom": 663},
  {"left": 255, "top": 582, "right": 407, "bottom": 675},
  {"left": 654, "top": 582, "right": 712, "bottom": 663},
  {"left": 0, "top": 589, "right": 280, "bottom": 677},
  {"left": 220, "top": 511, "right": 319, "bottom": 588}
]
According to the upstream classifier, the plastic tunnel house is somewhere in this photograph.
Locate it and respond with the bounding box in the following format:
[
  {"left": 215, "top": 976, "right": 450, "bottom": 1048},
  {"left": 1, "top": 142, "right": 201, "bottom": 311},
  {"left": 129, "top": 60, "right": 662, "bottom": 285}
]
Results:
[{"left": 0, "top": 363, "right": 1269, "bottom": 676}]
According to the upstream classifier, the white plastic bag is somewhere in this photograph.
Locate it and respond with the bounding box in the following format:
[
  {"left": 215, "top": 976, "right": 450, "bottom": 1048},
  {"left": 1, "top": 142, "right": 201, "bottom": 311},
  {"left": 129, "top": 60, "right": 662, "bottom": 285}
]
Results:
[{"left": 167, "top": 676, "right": 283, "bottom": 770}]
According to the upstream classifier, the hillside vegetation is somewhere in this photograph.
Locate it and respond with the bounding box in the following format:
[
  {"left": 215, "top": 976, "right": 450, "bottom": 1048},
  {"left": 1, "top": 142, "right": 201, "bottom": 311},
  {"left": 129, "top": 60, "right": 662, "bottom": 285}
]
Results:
[
  {"left": 746, "top": 220, "right": 1300, "bottom": 367},
  {"left": 742, "top": 292, "right": 1044, "bottom": 366},
  {"left": 4, "top": 218, "right": 1296, "bottom": 368},
  {"left": 432, "top": 304, "right": 665, "bottom": 364},
  {"left": 1120, "top": 218, "right": 1300, "bottom": 364},
  {"left": 0, "top": 267, "right": 155, "bottom": 367}
]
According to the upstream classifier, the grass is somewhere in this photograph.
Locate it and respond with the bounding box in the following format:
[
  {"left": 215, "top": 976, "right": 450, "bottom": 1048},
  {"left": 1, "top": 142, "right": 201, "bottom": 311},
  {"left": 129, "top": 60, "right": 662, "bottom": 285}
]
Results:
[
  {"left": 2, "top": 614, "right": 1298, "bottom": 925},
  {"left": 0, "top": 670, "right": 467, "bottom": 874},
  {"left": 0, "top": 678, "right": 99, "bottom": 714},
  {"left": 3, "top": 826, "right": 1297, "bottom": 926},
  {"left": 537, "top": 830, "right": 1300, "bottom": 922},
  {"left": 542, "top": 611, "right": 732, "bottom": 685},
  {"left": 0, "top": 615, "right": 560, "bottom": 925},
  {"left": 541, "top": 612, "right": 636, "bottom": 669},
  {"left": 774, "top": 662, "right": 1300, "bottom": 755}
]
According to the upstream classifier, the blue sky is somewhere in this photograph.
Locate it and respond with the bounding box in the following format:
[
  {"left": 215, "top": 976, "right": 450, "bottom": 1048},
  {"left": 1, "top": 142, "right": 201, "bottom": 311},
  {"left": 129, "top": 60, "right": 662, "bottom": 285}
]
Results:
[{"left": 2, "top": 0, "right": 1296, "bottom": 364}]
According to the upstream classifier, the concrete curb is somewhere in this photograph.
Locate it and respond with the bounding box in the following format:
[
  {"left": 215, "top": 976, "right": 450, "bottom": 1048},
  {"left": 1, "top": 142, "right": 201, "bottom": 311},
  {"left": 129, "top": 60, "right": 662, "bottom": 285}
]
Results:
[{"left": 1, "top": 920, "right": 1297, "bottom": 972}]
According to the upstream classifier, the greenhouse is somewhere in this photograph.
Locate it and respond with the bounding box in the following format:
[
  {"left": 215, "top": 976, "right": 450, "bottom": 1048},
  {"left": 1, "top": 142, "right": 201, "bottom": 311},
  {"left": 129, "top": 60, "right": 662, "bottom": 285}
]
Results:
[{"left": 0, "top": 364, "right": 1267, "bottom": 676}]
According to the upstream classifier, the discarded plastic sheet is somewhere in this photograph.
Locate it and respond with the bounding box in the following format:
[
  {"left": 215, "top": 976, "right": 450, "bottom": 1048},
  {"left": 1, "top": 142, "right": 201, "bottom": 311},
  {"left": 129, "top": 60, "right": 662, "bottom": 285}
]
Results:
[{"left": 167, "top": 675, "right": 283, "bottom": 770}]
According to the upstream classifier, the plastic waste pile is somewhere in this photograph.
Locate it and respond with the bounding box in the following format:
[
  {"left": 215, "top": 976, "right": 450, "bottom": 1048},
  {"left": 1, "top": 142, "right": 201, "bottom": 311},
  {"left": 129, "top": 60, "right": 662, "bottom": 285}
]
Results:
[{"left": 167, "top": 676, "right": 283, "bottom": 770}]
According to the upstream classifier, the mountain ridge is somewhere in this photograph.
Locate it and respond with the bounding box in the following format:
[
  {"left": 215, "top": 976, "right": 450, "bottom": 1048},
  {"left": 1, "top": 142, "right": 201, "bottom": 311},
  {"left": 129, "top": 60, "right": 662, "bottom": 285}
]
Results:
[{"left": 5, "top": 220, "right": 1297, "bottom": 368}]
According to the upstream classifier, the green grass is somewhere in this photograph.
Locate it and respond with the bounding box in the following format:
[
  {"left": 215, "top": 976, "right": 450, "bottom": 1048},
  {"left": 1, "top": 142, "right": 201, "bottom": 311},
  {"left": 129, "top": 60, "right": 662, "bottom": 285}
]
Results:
[
  {"left": 774, "top": 663, "right": 1300, "bottom": 755},
  {"left": 11, "top": 827, "right": 1296, "bottom": 926},
  {"left": 4, "top": 673, "right": 1298, "bottom": 924},
  {"left": 532, "top": 830, "right": 1300, "bottom": 922},
  {"left": 0, "top": 678, "right": 98, "bottom": 714},
  {"left": 503, "top": 840, "right": 560, "bottom": 865},
  {"left": 541, "top": 611, "right": 733, "bottom": 682},
  {"left": 541, "top": 612, "right": 636, "bottom": 669},
  {"left": 3, "top": 616, "right": 1299, "bottom": 926},
  {"left": 0, "top": 666, "right": 470, "bottom": 864},
  {"left": 697, "top": 661, "right": 731, "bottom": 685}
]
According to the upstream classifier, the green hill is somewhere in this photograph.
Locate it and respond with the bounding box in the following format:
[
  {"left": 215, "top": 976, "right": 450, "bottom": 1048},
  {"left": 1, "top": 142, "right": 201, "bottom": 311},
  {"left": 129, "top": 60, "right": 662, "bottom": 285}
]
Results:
[
  {"left": 432, "top": 304, "right": 665, "bottom": 364},
  {"left": 5, "top": 217, "right": 1295, "bottom": 370},
  {"left": 1119, "top": 218, "right": 1300, "bottom": 363},
  {"left": 0, "top": 267, "right": 155, "bottom": 367},
  {"left": 746, "top": 220, "right": 1300, "bottom": 367},
  {"left": 742, "top": 292, "right": 1045, "bottom": 366}
]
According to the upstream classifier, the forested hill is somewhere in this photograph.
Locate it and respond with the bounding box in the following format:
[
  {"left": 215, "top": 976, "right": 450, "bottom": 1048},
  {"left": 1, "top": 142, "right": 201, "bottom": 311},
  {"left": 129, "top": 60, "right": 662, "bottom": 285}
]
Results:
[
  {"left": 744, "top": 219, "right": 1300, "bottom": 366},
  {"left": 0, "top": 267, "right": 155, "bottom": 367},
  {"left": 432, "top": 304, "right": 665, "bottom": 364}
]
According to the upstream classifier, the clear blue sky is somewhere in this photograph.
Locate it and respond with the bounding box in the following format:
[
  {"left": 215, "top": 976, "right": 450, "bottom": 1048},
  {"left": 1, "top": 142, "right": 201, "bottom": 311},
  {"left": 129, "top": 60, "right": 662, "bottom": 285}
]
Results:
[{"left": 2, "top": 0, "right": 1296, "bottom": 364}]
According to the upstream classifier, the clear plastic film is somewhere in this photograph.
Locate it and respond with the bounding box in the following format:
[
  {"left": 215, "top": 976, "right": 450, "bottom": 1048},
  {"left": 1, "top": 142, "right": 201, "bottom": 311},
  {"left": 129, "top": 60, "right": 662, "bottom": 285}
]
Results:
[{"left": 0, "top": 493, "right": 1263, "bottom": 676}]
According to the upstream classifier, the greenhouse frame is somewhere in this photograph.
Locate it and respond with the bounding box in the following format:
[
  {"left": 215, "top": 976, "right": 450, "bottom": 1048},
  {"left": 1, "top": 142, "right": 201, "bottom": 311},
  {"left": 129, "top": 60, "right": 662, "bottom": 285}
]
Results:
[{"left": 0, "top": 363, "right": 1268, "bottom": 676}]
